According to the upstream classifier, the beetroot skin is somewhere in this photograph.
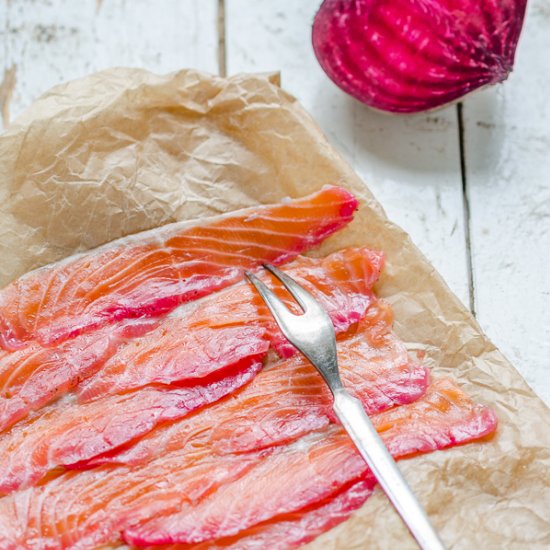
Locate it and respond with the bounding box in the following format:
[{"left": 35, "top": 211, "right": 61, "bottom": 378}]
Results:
[{"left": 312, "top": 0, "right": 528, "bottom": 113}]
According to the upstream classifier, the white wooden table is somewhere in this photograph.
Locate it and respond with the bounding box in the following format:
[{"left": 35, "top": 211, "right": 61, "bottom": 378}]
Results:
[{"left": 1, "top": 0, "right": 548, "bottom": 405}]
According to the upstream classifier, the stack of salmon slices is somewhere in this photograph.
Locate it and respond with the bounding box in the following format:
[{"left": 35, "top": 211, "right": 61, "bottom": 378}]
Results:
[{"left": 0, "top": 186, "right": 497, "bottom": 549}]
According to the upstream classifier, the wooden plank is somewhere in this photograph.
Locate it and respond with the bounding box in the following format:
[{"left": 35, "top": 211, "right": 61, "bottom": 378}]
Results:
[
  {"left": 225, "top": 0, "right": 470, "bottom": 305},
  {"left": 0, "top": 0, "right": 219, "bottom": 128},
  {"left": 463, "top": 0, "right": 550, "bottom": 404}
]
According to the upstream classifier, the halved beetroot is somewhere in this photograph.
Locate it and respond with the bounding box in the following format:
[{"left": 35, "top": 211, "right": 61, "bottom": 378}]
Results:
[{"left": 312, "top": 0, "right": 528, "bottom": 113}]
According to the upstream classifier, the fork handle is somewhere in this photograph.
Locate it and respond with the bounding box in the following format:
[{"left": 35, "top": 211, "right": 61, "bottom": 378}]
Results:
[{"left": 333, "top": 389, "right": 446, "bottom": 550}]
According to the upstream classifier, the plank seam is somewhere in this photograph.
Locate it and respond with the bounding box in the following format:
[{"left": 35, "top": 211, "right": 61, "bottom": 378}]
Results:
[
  {"left": 457, "top": 102, "right": 476, "bottom": 316},
  {"left": 217, "top": 0, "right": 227, "bottom": 76}
]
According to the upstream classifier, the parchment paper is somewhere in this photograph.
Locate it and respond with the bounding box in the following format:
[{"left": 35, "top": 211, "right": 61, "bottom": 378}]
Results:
[{"left": 0, "top": 69, "right": 548, "bottom": 549}]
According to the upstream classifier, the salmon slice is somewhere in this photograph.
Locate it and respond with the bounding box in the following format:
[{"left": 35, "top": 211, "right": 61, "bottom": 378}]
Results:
[
  {"left": 0, "top": 247, "right": 382, "bottom": 435},
  {"left": 0, "top": 186, "right": 358, "bottom": 351},
  {"left": 126, "top": 432, "right": 365, "bottom": 546},
  {"left": 0, "top": 451, "right": 267, "bottom": 550},
  {"left": 77, "top": 247, "right": 384, "bottom": 402},
  {"left": 125, "top": 379, "right": 497, "bottom": 546},
  {"left": 0, "top": 358, "right": 264, "bottom": 495},
  {"left": 176, "top": 480, "right": 374, "bottom": 550},
  {"left": 84, "top": 300, "right": 428, "bottom": 469},
  {"left": 0, "top": 318, "right": 158, "bottom": 434},
  {"left": 0, "top": 379, "right": 497, "bottom": 549},
  {"left": 101, "top": 481, "right": 373, "bottom": 550}
]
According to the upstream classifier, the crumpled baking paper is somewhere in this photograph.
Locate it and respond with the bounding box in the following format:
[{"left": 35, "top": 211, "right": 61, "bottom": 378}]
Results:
[{"left": 0, "top": 69, "right": 548, "bottom": 550}]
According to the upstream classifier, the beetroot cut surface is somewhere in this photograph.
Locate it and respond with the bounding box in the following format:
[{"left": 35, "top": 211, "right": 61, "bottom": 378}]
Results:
[{"left": 312, "top": 0, "right": 527, "bottom": 113}]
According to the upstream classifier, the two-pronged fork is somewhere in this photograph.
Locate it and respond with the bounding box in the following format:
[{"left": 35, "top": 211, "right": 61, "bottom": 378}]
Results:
[{"left": 245, "top": 264, "right": 445, "bottom": 550}]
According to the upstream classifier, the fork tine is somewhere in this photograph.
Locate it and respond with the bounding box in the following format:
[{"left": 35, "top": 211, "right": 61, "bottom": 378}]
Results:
[
  {"left": 244, "top": 271, "right": 296, "bottom": 326},
  {"left": 246, "top": 267, "right": 342, "bottom": 391},
  {"left": 264, "top": 264, "right": 322, "bottom": 315}
]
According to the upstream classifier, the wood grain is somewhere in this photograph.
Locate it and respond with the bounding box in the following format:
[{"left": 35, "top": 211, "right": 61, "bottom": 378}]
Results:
[
  {"left": 463, "top": 0, "right": 550, "bottom": 404},
  {"left": 0, "top": 0, "right": 218, "bottom": 127}
]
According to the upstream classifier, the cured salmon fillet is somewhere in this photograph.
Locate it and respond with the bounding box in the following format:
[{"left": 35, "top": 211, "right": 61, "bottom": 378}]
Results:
[
  {"left": 126, "top": 431, "right": 366, "bottom": 546},
  {"left": 0, "top": 359, "right": 264, "bottom": 495},
  {"left": 179, "top": 480, "right": 375, "bottom": 550},
  {"left": 85, "top": 300, "right": 428, "bottom": 469},
  {"left": 138, "top": 481, "right": 374, "bottom": 550},
  {"left": 0, "top": 318, "right": 158, "bottom": 433},
  {"left": 0, "top": 247, "right": 382, "bottom": 435},
  {"left": 0, "top": 249, "right": 384, "bottom": 492},
  {"left": 0, "top": 186, "right": 358, "bottom": 351},
  {"left": 125, "top": 380, "right": 497, "bottom": 546},
  {"left": 0, "top": 379, "right": 497, "bottom": 548}
]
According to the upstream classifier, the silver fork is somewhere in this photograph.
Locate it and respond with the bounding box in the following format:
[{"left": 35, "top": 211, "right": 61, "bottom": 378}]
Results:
[{"left": 245, "top": 264, "right": 445, "bottom": 550}]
